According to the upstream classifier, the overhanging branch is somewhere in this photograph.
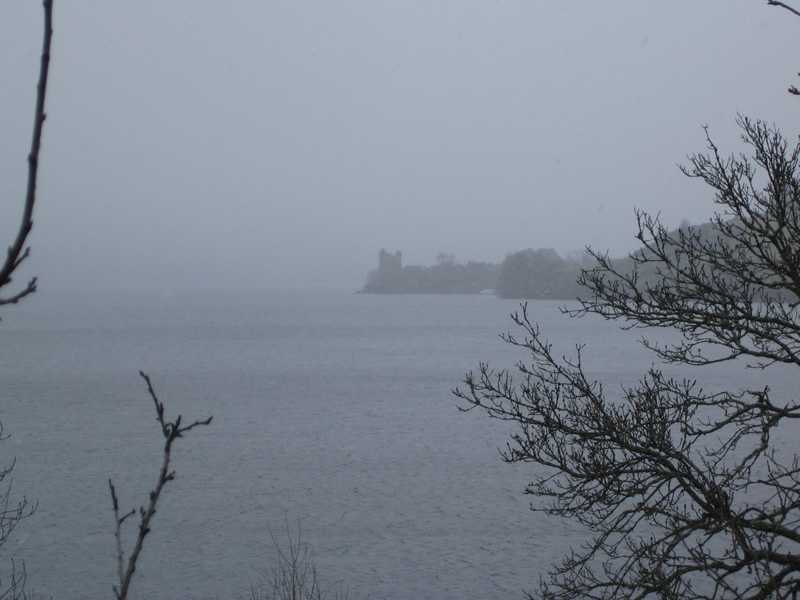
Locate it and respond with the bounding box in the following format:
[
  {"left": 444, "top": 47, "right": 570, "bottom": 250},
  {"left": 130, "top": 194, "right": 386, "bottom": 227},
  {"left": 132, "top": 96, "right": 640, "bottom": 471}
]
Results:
[{"left": 0, "top": 0, "right": 53, "bottom": 306}]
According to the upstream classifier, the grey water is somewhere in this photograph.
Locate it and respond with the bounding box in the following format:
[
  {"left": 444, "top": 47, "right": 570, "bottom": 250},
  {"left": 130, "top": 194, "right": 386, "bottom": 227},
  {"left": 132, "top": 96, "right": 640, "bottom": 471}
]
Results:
[{"left": 0, "top": 291, "right": 781, "bottom": 599}]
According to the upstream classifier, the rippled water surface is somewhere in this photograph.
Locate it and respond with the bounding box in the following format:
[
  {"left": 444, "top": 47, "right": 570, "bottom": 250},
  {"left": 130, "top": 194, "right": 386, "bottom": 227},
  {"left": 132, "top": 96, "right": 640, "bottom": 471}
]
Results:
[{"left": 0, "top": 291, "right": 782, "bottom": 599}]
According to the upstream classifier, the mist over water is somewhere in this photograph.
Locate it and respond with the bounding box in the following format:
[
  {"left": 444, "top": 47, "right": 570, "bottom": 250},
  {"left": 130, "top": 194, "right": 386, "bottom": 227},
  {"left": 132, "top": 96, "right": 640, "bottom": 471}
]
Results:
[
  {"left": 1, "top": 1, "right": 799, "bottom": 598},
  {"left": 1, "top": 1, "right": 798, "bottom": 293}
]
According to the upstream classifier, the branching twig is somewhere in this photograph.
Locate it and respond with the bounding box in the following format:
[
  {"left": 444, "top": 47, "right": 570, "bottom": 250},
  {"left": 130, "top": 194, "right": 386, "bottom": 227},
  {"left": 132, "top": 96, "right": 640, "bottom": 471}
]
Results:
[
  {"left": 0, "top": 559, "right": 28, "bottom": 600},
  {"left": 764, "top": 1, "right": 800, "bottom": 95},
  {"left": 456, "top": 118, "right": 800, "bottom": 598},
  {"left": 0, "top": 0, "right": 53, "bottom": 306},
  {"left": 109, "top": 372, "right": 212, "bottom": 600},
  {"left": 249, "top": 518, "right": 351, "bottom": 600},
  {"left": 108, "top": 480, "right": 134, "bottom": 591}
]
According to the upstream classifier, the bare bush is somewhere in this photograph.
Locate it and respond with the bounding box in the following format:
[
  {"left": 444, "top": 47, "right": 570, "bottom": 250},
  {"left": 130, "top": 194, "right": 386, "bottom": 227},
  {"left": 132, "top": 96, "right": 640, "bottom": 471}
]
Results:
[{"left": 248, "top": 520, "right": 350, "bottom": 600}]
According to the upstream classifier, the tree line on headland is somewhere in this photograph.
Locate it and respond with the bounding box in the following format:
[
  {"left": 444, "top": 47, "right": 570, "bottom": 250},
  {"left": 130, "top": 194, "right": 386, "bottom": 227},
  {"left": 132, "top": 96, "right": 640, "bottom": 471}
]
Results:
[
  {"left": 360, "top": 246, "right": 596, "bottom": 299},
  {"left": 361, "top": 247, "right": 596, "bottom": 298},
  {"left": 361, "top": 220, "right": 722, "bottom": 300}
]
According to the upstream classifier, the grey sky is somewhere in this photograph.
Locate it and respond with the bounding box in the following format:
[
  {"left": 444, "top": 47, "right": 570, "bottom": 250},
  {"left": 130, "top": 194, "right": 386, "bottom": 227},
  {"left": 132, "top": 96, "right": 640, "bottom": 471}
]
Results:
[{"left": 0, "top": 1, "right": 796, "bottom": 292}]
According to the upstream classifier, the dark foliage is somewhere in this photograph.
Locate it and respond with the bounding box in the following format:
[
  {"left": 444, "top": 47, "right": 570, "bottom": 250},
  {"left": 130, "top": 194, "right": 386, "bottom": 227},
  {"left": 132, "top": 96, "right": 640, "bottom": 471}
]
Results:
[{"left": 496, "top": 248, "right": 584, "bottom": 300}]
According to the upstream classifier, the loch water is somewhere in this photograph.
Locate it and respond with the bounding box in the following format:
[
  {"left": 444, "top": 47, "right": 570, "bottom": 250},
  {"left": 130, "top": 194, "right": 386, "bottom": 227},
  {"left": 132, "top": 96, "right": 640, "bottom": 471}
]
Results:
[{"left": 0, "top": 290, "right": 780, "bottom": 599}]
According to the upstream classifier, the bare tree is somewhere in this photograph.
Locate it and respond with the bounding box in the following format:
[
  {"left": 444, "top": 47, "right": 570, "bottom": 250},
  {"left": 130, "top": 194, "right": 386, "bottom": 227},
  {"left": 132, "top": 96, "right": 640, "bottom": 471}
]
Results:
[
  {"left": 0, "top": 1, "right": 54, "bottom": 597},
  {"left": 0, "top": 446, "right": 36, "bottom": 600},
  {"left": 248, "top": 519, "right": 350, "bottom": 600},
  {"left": 455, "top": 117, "right": 800, "bottom": 599},
  {"left": 108, "top": 372, "right": 212, "bottom": 600}
]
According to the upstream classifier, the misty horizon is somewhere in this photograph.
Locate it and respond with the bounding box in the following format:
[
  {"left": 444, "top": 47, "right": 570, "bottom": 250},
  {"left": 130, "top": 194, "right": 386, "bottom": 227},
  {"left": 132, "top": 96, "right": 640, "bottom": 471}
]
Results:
[
  {"left": 1, "top": 1, "right": 797, "bottom": 294},
  {"left": 3, "top": 2, "right": 800, "bottom": 599}
]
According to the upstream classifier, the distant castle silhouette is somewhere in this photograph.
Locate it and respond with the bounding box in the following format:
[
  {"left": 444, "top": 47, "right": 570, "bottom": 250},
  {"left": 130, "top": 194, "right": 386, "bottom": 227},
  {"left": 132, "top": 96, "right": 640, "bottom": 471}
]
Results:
[
  {"left": 364, "top": 249, "right": 498, "bottom": 294},
  {"left": 377, "top": 249, "right": 402, "bottom": 273}
]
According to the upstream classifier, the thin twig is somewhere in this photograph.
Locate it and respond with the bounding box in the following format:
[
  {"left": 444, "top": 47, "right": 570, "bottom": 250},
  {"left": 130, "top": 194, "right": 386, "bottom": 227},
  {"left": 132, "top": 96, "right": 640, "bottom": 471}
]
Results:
[
  {"left": 108, "top": 479, "right": 134, "bottom": 595},
  {"left": 109, "top": 372, "right": 212, "bottom": 600}
]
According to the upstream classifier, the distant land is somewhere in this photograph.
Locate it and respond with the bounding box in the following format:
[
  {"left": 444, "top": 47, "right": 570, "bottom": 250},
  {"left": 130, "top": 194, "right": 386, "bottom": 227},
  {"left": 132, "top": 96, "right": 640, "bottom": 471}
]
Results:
[
  {"left": 361, "top": 248, "right": 585, "bottom": 299},
  {"left": 362, "top": 250, "right": 499, "bottom": 295},
  {"left": 361, "top": 221, "right": 717, "bottom": 299}
]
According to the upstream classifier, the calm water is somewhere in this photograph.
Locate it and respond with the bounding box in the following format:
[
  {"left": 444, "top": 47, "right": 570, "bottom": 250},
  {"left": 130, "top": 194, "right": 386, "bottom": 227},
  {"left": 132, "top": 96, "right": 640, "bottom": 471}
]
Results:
[{"left": 0, "top": 291, "right": 781, "bottom": 599}]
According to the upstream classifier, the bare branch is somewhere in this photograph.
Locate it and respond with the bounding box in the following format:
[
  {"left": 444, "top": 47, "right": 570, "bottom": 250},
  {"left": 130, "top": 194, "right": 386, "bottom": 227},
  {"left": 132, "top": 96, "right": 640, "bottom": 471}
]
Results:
[
  {"left": 109, "top": 373, "right": 212, "bottom": 600},
  {"left": 0, "top": 4, "right": 55, "bottom": 598},
  {"left": 767, "top": 1, "right": 800, "bottom": 18},
  {"left": 0, "top": 0, "right": 53, "bottom": 306},
  {"left": 457, "top": 118, "right": 800, "bottom": 599}
]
